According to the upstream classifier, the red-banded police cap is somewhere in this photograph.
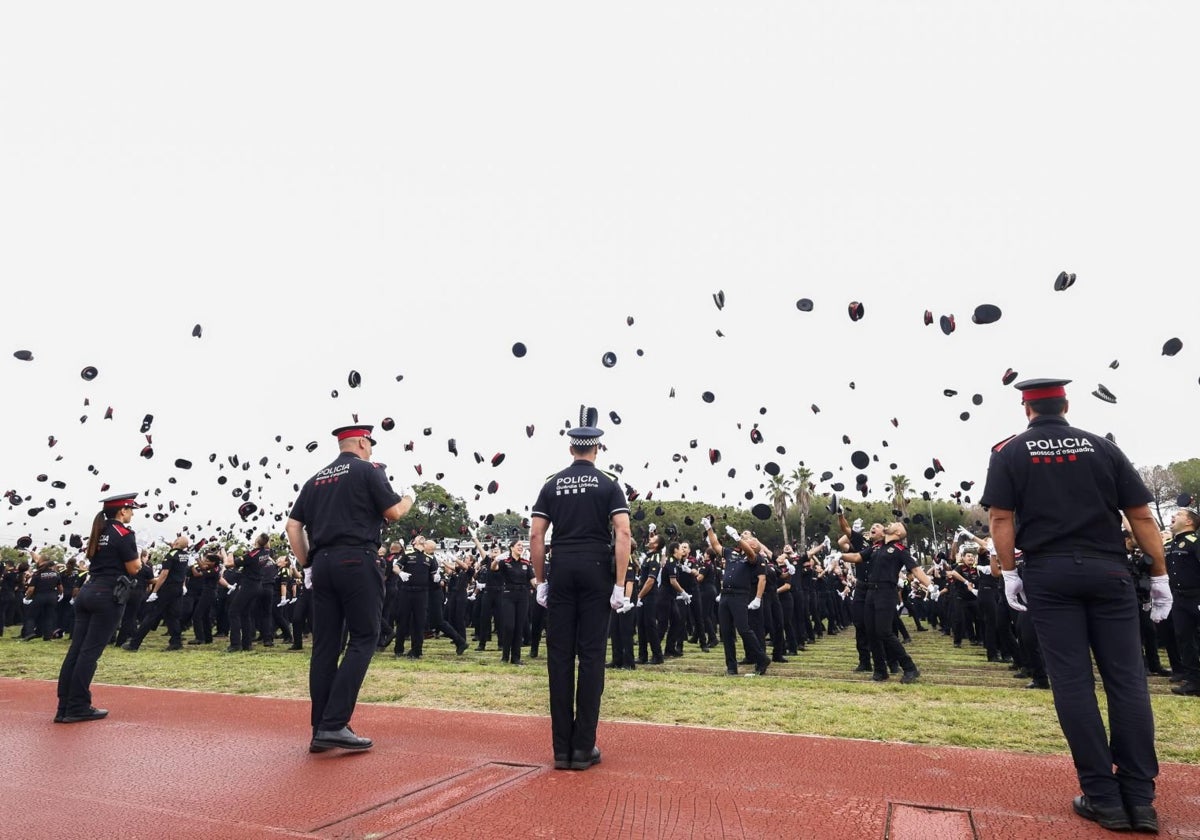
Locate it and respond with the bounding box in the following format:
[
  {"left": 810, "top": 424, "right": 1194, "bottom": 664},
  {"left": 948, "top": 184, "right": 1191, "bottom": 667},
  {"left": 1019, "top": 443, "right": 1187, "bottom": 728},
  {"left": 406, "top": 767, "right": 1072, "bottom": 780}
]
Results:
[
  {"left": 332, "top": 425, "right": 377, "bottom": 445},
  {"left": 1013, "top": 378, "right": 1071, "bottom": 402},
  {"left": 100, "top": 492, "right": 145, "bottom": 510}
]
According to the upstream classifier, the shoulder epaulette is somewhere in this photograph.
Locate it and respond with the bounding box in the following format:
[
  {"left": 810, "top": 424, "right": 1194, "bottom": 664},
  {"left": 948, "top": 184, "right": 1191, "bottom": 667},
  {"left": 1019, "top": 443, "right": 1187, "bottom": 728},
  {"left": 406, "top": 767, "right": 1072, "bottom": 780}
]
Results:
[
  {"left": 543, "top": 472, "right": 558, "bottom": 484},
  {"left": 1186, "top": 534, "right": 1198, "bottom": 544},
  {"left": 371, "top": 461, "right": 387, "bottom": 469},
  {"left": 112, "top": 523, "right": 132, "bottom": 537},
  {"left": 992, "top": 435, "right": 1018, "bottom": 453},
  {"left": 600, "top": 469, "right": 619, "bottom": 481}
]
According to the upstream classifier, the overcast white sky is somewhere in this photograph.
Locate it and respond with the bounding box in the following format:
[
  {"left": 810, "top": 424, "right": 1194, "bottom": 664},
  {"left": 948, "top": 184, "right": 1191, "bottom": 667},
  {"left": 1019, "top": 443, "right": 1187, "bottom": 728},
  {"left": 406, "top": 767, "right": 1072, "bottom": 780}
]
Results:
[{"left": 2, "top": 3, "right": 1197, "bottom": 547}]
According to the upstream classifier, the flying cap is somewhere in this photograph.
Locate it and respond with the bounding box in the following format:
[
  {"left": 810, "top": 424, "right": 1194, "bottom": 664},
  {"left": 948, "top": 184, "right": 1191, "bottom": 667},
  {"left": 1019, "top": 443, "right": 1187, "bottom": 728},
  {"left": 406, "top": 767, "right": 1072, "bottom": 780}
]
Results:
[
  {"left": 972, "top": 304, "right": 1002, "bottom": 325},
  {"left": 1053, "top": 271, "right": 1076, "bottom": 291},
  {"left": 332, "top": 425, "right": 377, "bottom": 446},
  {"left": 100, "top": 492, "right": 145, "bottom": 510},
  {"left": 1012, "top": 378, "right": 1070, "bottom": 403},
  {"left": 796, "top": 298, "right": 813, "bottom": 312},
  {"left": 568, "top": 406, "right": 603, "bottom": 447},
  {"left": 848, "top": 301, "right": 865, "bottom": 322},
  {"left": 1163, "top": 337, "right": 1183, "bottom": 356}
]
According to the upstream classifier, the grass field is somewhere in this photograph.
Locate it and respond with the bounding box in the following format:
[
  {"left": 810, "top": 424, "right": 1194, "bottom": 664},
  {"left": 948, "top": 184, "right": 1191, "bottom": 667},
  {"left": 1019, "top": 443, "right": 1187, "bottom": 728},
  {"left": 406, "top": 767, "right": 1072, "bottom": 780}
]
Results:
[{"left": 3, "top": 627, "right": 1197, "bottom": 764}]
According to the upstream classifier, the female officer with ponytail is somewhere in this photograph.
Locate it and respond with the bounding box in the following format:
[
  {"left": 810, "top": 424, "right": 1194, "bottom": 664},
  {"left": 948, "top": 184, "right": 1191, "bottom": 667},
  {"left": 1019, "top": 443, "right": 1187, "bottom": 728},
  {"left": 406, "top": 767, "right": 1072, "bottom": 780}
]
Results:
[{"left": 55, "top": 493, "right": 144, "bottom": 723}]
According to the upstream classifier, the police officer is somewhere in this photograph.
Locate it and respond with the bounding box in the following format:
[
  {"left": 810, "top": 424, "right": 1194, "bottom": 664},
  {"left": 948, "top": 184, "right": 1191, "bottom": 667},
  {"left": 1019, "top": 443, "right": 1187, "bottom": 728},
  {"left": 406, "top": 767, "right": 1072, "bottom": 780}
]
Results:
[
  {"left": 982, "top": 378, "right": 1172, "bottom": 833},
  {"left": 1164, "top": 508, "right": 1200, "bottom": 695},
  {"left": 530, "top": 408, "right": 631, "bottom": 771},
  {"left": 21, "top": 551, "right": 62, "bottom": 641},
  {"left": 286, "top": 424, "right": 412, "bottom": 753},
  {"left": 122, "top": 536, "right": 190, "bottom": 651},
  {"left": 394, "top": 535, "right": 433, "bottom": 658},
  {"left": 634, "top": 534, "right": 664, "bottom": 665},
  {"left": 492, "top": 537, "right": 534, "bottom": 664},
  {"left": 225, "top": 535, "right": 270, "bottom": 653},
  {"left": 188, "top": 544, "right": 222, "bottom": 645},
  {"left": 704, "top": 518, "right": 769, "bottom": 677},
  {"left": 56, "top": 493, "right": 145, "bottom": 723}
]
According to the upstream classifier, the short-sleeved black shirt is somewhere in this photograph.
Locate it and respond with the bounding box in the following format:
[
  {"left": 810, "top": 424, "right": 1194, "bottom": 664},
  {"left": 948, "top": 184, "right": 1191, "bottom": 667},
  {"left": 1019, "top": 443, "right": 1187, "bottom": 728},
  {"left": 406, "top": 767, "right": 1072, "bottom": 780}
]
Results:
[
  {"left": 288, "top": 452, "right": 403, "bottom": 554},
  {"left": 158, "top": 549, "right": 190, "bottom": 594},
  {"left": 863, "top": 542, "right": 918, "bottom": 587},
  {"left": 531, "top": 460, "right": 628, "bottom": 555},
  {"left": 1166, "top": 531, "right": 1200, "bottom": 590},
  {"left": 31, "top": 566, "right": 61, "bottom": 595},
  {"left": 721, "top": 547, "right": 764, "bottom": 593},
  {"left": 638, "top": 555, "right": 661, "bottom": 592},
  {"left": 236, "top": 547, "right": 270, "bottom": 583},
  {"left": 980, "top": 414, "right": 1152, "bottom": 558},
  {"left": 88, "top": 521, "right": 139, "bottom": 581},
  {"left": 499, "top": 556, "right": 535, "bottom": 589}
]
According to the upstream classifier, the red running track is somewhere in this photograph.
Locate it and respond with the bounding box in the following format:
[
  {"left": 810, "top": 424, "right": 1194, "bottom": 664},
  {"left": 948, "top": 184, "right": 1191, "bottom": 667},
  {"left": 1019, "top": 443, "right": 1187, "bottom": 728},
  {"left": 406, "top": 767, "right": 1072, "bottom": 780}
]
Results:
[{"left": 1, "top": 677, "right": 1197, "bottom": 839}]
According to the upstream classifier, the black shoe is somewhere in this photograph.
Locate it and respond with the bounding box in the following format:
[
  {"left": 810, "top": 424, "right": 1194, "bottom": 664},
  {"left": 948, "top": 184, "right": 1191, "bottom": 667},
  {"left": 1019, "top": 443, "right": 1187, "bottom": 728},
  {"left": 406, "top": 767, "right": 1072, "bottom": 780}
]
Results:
[
  {"left": 725, "top": 669, "right": 739, "bottom": 676},
  {"left": 553, "top": 753, "right": 571, "bottom": 770},
  {"left": 165, "top": 644, "right": 183, "bottom": 651},
  {"left": 619, "top": 665, "right": 636, "bottom": 670},
  {"left": 261, "top": 641, "right": 275, "bottom": 648},
  {"left": 288, "top": 644, "right": 303, "bottom": 651},
  {"left": 1170, "top": 682, "right": 1200, "bottom": 696},
  {"left": 1148, "top": 667, "right": 1171, "bottom": 677},
  {"left": 120, "top": 641, "right": 139, "bottom": 651},
  {"left": 605, "top": 661, "right": 619, "bottom": 669},
  {"left": 476, "top": 642, "right": 487, "bottom": 651},
  {"left": 772, "top": 656, "right": 789, "bottom": 663},
  {"left": 649, "top": 657, "right": 664, "bottom": 665},
  {"left": 1012, "top": 669, "right": 1029, "bottom": 679},
  {"left": 739, "top": 658, "right": 755, "bottom": 665},
  {"left": 1072, "top": 795, "right": 1132, "bottom": 831},
  {"left": 223, "top": 646, "right": 241, "bottom": 653},
  {"left": 310, "top": 726, "right": 372, "bottom": 752},
  {"left": 456, "top": 642, "right": 469, "bottom": 656},
  {"left": 916, "top": 627, "right": 928, "bottom": 632},
  {"left": 871, "top": 672, "right": 888, "bottom": 682},
  {"left": 700, "top": 646, "right": 710, "bottom": 653},
  {"left": 900, "top": 668, "right": 921, "bottom": 684},
  {"left": 1170, "top": 674, "right": 1186, "bottom": 683},
  {"left": 1026, "top": 679, "right": 1051, "bottom": 690},
  {"left": 61, "top": 707, "right": 108, "bottom": 724},
  {"left": 569, "top": 746, "right": 601, "bottom": 771},
  {"left": 755, "top": 661, "right": 769, "bottom": 676},
  {"left": 1126, "top": 803, "right": 1159, "bottom": 834},
  {"left": 953, "top": 641, "right": 962, "bottom": 648},
  {"left": 889, "top": 663, "right": 901, "bottom": 674},
  {"left": 187, "top": 639, "right": 205, "bottom": 645}
]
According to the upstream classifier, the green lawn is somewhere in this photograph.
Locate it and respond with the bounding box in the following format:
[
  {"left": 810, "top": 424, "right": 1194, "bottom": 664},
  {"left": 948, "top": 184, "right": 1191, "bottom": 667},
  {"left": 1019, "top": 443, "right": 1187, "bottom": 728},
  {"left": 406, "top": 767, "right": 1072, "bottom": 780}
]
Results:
[{"left": 4, "top": 628, "right": 1197, "bottom": 763}]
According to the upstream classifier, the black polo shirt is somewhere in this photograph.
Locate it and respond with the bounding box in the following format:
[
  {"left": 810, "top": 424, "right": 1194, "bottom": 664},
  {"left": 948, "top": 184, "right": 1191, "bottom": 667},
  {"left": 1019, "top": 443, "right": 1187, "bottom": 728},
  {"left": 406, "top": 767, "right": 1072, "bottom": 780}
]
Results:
[
  {"left": 88, "top": 521, "right": 139, "bottom": 581},
  {"left": 30, "top": 566, "right": 61, "bottom": 595},
  {"left": 638, "top": 554, "right": 661, "bottom": 592},
  {"left": 720, "top": 547, "right": 764, "bottom": 594},
  {"left": 288, "top": 451, "right": 403, "bottom": 554},
  {"left": 158, "top": 549, "right": 190, "bottom": 595},
  {"left": 980, "top": 414, "right": 1151, "bottom": 559},
  {"left": 236, "top": 547, "right": 270, "bottom": 583},
  {"left": 531, "top": 459, "right": 628, "bottom": 556},
  {"left": 399, "top": 553, "right": 435, "bottom": 590},
  {"left": 864, "top": 542, "right": 918, "bottom": 587},
  {"left": 1166, "top": 530, "right": 1200, "bottom": 590}
]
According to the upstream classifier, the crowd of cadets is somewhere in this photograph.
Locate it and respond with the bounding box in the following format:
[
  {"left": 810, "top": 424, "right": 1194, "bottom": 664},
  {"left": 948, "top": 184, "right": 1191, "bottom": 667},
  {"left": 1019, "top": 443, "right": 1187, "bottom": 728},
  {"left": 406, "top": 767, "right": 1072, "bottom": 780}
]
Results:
[{"left": 1, "top": 512, "right": 1195, "bottom": 694}]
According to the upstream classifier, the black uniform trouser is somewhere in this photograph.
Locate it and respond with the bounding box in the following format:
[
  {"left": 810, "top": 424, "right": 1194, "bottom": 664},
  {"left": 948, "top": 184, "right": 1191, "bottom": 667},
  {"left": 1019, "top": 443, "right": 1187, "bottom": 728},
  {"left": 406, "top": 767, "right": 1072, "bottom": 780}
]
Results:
[
  {"left": 777, "top": 592, "right": 798, "bottom": 652},
  {"left": 57, "top": 582, "right": 122, "bottom": 716},
  {"left": 719, "top": 591, "right": 766, "bottom": 673},
  {"left": 764, "top": 597, "right": 786, "bottom": 659},
  {"left": 1171, "top": 591, "right": 1200, "bottom": 684},
  {"left": 865, "top": 589, "right": 915, "bottom": 676},
  {"left": 610, "top": 606, "right": 635, "bottom": 666},
  {"left": 1136, "top": 599, "right": 1164, "bottom": 672},
  {"left": 529, "top": 600, "right": 547, "bottom": 656},
  {"left": 637, "top": 590, "right": 662, "bottom": 662},
  {"left": 131, "top": 591, "right": 182, "bottom": 648},
  {"left": 665, "top": 595, "right": 687, "bottom": 654},
  {"left": 428, "top": 588, "right": 466, "bottom": 651},
  {"left": 309, "top": 547, "right": 383, "bottom": 733},
  {"left": 228, "top": 581, "right": 261, "bottom": 650},
  {"left": 1016, "top": 610, "right": 1046, "bottom": 680},
  {"left": 1023, "top": 556, "right": 1157, "bottom": 808},
  {"left": 850, "top": 598, "right": 871, "bottom": 668},
  {"left": 685, "top": 589, "right": 703, "bottom": 641},
  {"left": 977, "top": 587, "right": 999, "bottom": 657},
  {"left": 447, "top": 592, "right": 468, "bottom": 639},
  {"left": 0, "top": 593, "right": 14, "bottom": 634},
  {"left": 498, "top": 589, "right": 530, "bottom": 663},
  {"left": 115, "top": 591, "right": 145, "bottom": 644},
  {"left": 796, "top": 590, "right": 814, "bottom": 642},
  {"left": 192, "top": 589, "right": 215, "bottom": 642},
  {"left": 395, "top": 588, "right": 428, "bottom": 655},
  {"left": 545, "top": 553, "right": 612, "bottom": 758},
  {"left": 380, "top": 587, "right": 399, "bottom": 641},
  {"left": 24, "top": 593, "right": 59, "bottom": 639},
  {"left": 700, "top": 588, "right": 719, "bottom": 644},
  {"left": 256, "top": 584, "right": 276, "bottom": 643},
  {"left": 291, "top": 587, "right": 313, "bottom": 643}
]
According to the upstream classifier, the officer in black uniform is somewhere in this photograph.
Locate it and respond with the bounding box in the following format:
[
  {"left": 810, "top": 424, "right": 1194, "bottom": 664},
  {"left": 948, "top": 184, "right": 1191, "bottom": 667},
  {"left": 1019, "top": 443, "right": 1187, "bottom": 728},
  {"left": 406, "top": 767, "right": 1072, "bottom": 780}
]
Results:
[
  {"left": 188, "top": 545, "right": 221, "bottom": 645},
  {"left": 704, "top": 518, "right": 769, "bottom": 676},
  {"left": 608, "top": 554, "right": 638, "bottom": 669},
  {"left": 286, "top": 424, "right": 412, "bottom": 753},
  {"left": 21, "top": 552, "right": 62, "bottom": 641},
  {"left": 225, "top": 535, "right": 269, "bottom": 653},
  {"left": 530, "top": 408, "right": 631, "bottom": 771},
  {"left": 841, "top": 522, "right": 935, "bottom": 683},
  {"left": 982, "top": 378, "right": 1172, "bottom": 833},
  {"left": 494, "top": 538, "right": 535, "bottom": 664},
  {"left": 635, "top": 534, "right": 664, "bottom": 665},
  {"left": 394, "top": 535, "right": 433, "bottom": 658},
  {"left": 1164, "top": 508, "right": 1200, "bottom": 695},
  {"left": 56, "top": 493, "right": 145, "bottom": 723},
  {"left": 122, "top": 536, "right": 190, "bottom": 651}
]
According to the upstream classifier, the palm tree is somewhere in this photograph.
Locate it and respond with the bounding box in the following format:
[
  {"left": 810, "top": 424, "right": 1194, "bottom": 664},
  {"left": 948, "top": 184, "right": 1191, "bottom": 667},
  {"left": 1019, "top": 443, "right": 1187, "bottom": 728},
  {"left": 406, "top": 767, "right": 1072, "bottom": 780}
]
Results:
[
  {"left": 790, "top": 466, "right": 813, "bottom": 549},
  {"left": 890, "top": 474, "right": 911, "bottom": 519},
  {"left": 768, "top": 473, "right": 794, "bottom": 545}
]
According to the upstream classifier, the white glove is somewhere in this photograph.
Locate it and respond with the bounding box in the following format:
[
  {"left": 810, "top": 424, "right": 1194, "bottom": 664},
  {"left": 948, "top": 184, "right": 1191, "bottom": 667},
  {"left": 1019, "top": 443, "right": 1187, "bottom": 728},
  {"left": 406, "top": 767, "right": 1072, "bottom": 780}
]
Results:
[
  {"left": 146, "top": 592, "right": 159, "bottom": 603},
  {"left": 851, "top": 519, "right": 863, "bottom": 534},
  {"left": 467, "top": 594, "right": 476, "bottom": 601},
  {"left": 22, "top": 597, "right": 32, "bottom": 606},
  {"left": 610, "top": 585, "right": 626, "bottom": 610},
  {"left": 715, "top": 594, "right": 721, "bottom": 603},
  {"left": 57, "top": 594, "right": 64, "bottom": 602},
  {"left": 433, "top": 571, "right": 442, "bottom": 583},
  {"left": 536, "top": 581, "right": 549, "bottom": 608},
  {"left": 1001, "top": 569, "right": 1026, "bottom": 612},
  {"left": 303, "top": 568, "right": 312, "bottom": 588},
  {"left": 1149, "top": 575, "right": 1173, "bottom": 623},
  {"left": 277, "top": 598, "right": 287, "bottom": 608},
  {"left": 399, "top": 571, "right": 412, "bottom": 583},
  {"left": 700, "top": 516, "right": 713, "bottom": 532},
  {"left": 288, "top": 598, "right": 297, "bottom": 605},
  {"left": 784, "top": 561, "right": 796, "bottom": 576},
  {"left": 747, "top": 597, "right": 761, "bottom": 610},
  {"left": 724, "top": 525, "right": 740, "bottom": 542},
  {"left": 227, "top": 584, "right": 238, "bottom": 594},
  {"left": 676, "top": 592, "right": 692, "bottom": 604},
  {"left": 648, "top": 523, "right": 657, "bottom": 533},
  {"left": 69, "top": 598, "right": 75, "bottom": 605},
  {"left": 476, "top": 581, "right": 486, "bottom": 590},
  {"left": 616, "top": 599, "right": 635, "bottom": 614},
  {"left": 635, "top": 600, "right": 643, "bottom": 608},
  {"left": 1142, "top": 600, "right": 1152, "bottom": 613}
]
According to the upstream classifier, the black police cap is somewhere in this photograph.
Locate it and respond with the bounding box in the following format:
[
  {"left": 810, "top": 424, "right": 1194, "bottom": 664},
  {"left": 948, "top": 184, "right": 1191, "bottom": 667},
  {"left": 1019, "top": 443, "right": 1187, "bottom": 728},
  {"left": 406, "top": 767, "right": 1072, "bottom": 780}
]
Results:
[{"left": 332, "top": 425, "right": 377, "bottom": 446}]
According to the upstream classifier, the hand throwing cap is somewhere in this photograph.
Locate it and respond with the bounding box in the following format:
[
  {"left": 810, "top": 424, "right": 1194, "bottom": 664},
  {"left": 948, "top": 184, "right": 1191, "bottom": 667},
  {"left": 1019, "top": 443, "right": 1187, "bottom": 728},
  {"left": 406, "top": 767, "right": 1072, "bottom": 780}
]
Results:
[
  {"left": 568, "top": 405, "right": 603, "bottom": 446},
  {"left": 332, "top": 425, "right": 377, "bottom": 445},
  {"left": 1012, "top": 378, "right": 1070, "bottom": 402},
  {"left": 100, "top": 492, "right": 145, "bottom": 510}
]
